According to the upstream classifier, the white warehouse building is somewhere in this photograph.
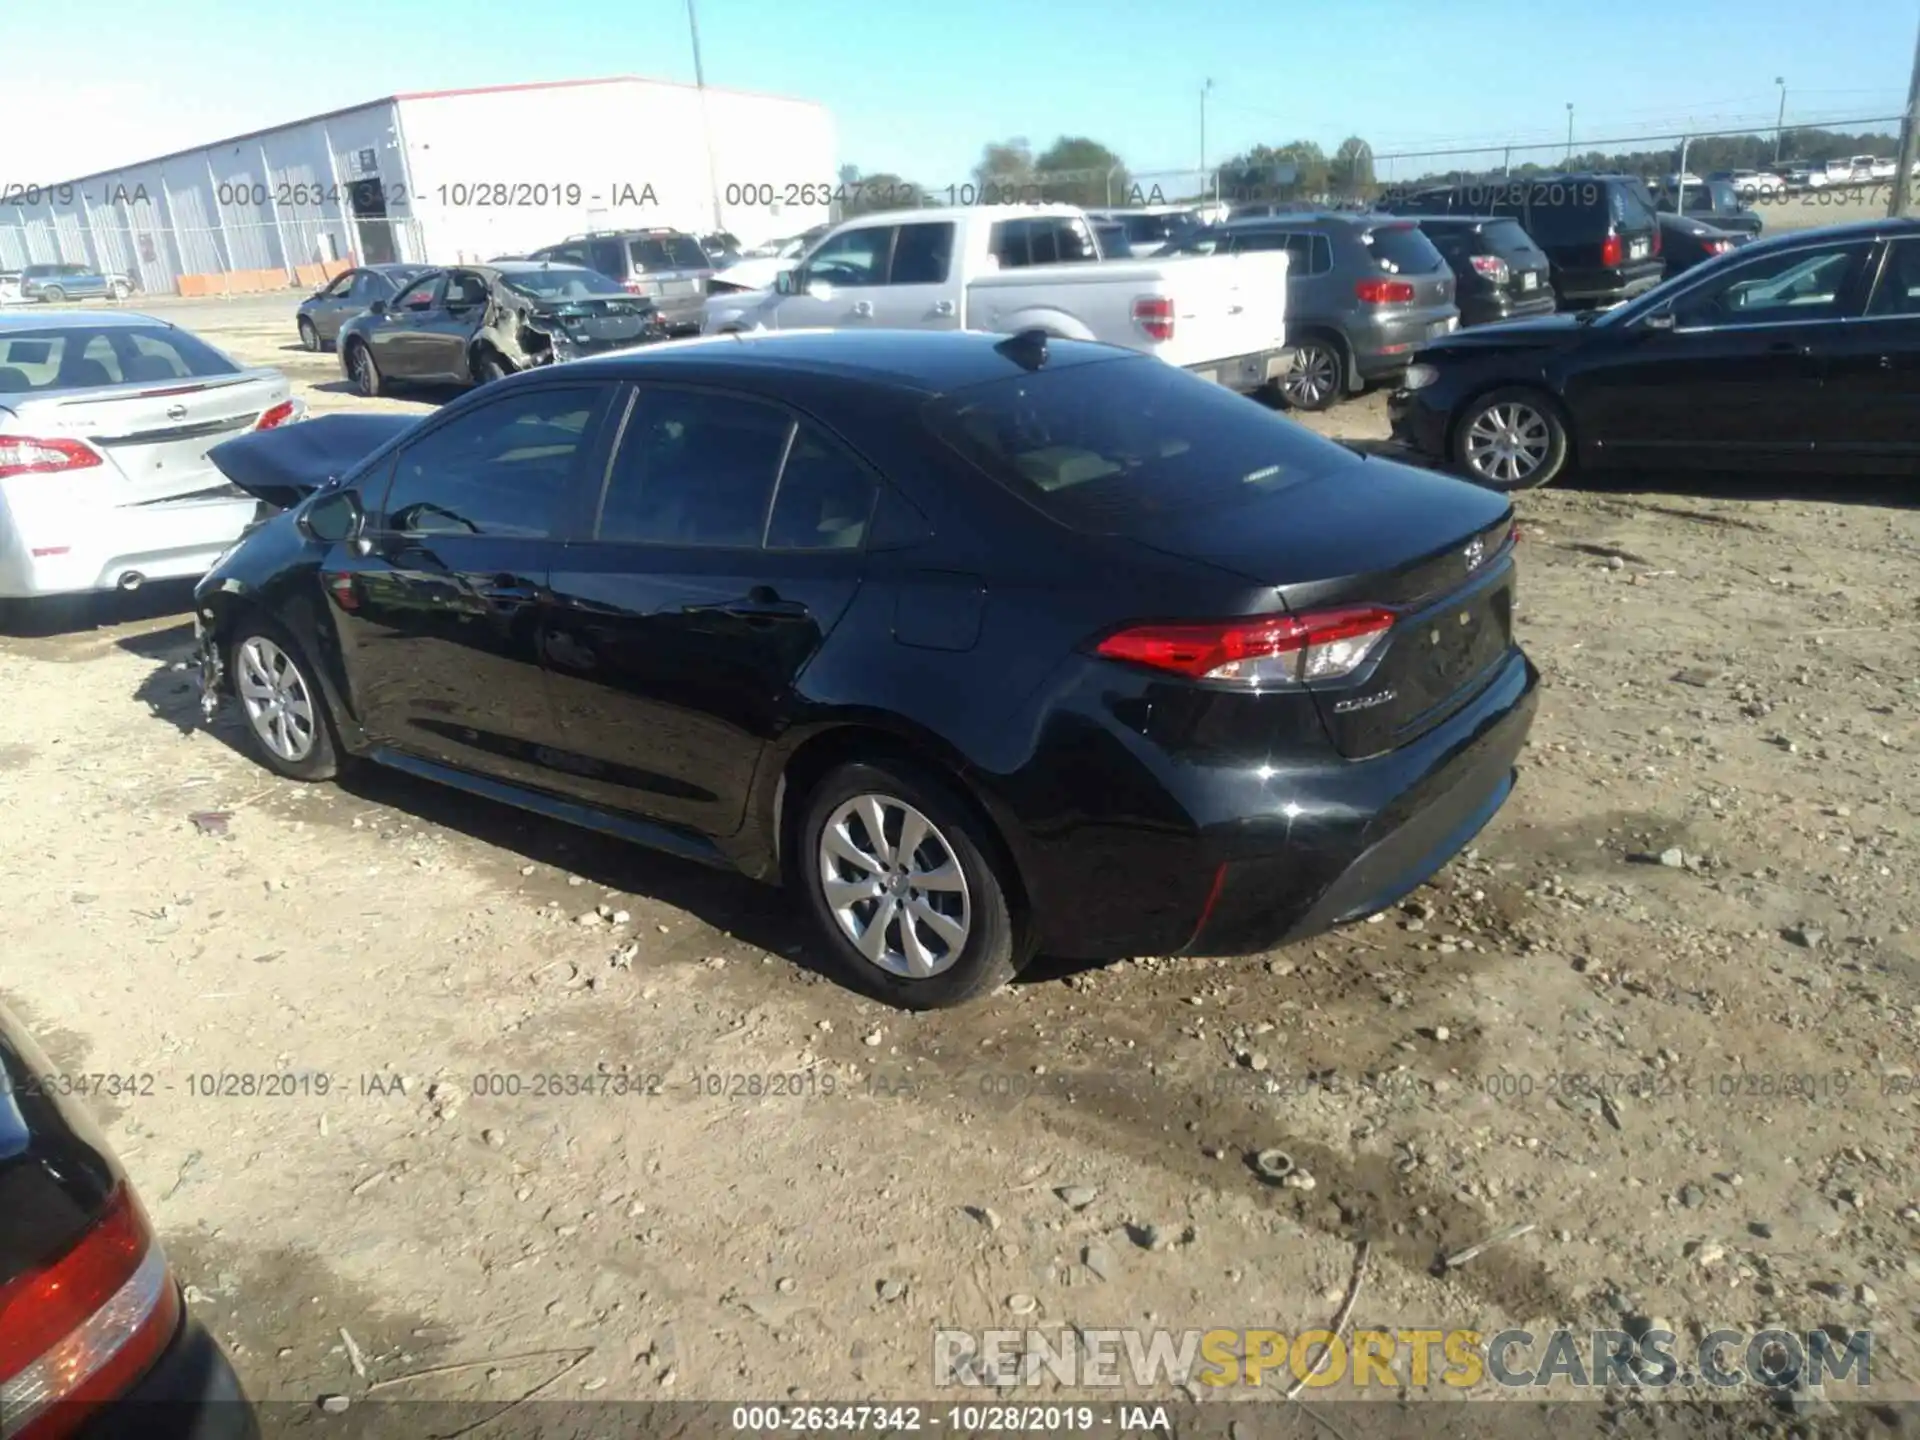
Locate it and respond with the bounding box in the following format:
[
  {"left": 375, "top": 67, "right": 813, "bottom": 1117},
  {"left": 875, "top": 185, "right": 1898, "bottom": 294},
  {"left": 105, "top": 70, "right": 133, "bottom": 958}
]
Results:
[{"left": 0, "top": 76, "right": 835, "bottom": 296}]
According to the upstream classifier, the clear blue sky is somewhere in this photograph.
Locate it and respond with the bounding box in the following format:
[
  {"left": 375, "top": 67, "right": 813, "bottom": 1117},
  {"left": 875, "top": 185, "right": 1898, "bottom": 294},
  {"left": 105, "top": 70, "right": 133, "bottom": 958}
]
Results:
[{"left": 16, "top": 0, "right": 1918, "bottom": 185}]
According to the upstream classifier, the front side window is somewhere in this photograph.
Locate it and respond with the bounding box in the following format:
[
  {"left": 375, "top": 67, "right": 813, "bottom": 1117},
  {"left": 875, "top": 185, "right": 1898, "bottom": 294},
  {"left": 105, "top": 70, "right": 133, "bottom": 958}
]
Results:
[
  {"left": 1673, "top": 242, "right": 1869, "bottom": 329},
  {"left": 382, "top": 386, "right": 604, "bottom": 539},
  {"left": 598, "top": 389, "right": 793, "bottom": 547},
  {"left": 322, "top": 272, "right": 356, "bottom": 299},
  {"left": 805, "top": 226, "right": 889, "bottom": 287}
]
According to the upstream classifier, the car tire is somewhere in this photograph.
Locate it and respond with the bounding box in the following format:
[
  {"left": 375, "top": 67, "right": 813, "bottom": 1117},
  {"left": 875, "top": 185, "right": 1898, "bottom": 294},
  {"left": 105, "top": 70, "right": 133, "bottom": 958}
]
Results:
[
  {"left": 109, "top": 281, "right": 130, "bottom": 301},
  {"left": 346, "top": 339, "right": 384, "bottom": 398},
  {"left": 797, "top": 760, "right": 1031, "bottom": 1010},
  {"left": 1452, "top": 386, "right": 1571, "bottom": 491},
  {"left": 471, "top": 350, "right": 510, "bottom": 385},
  {"left": 41, "top": 285, "right": 65, "bottom": 304},
  {"left": 298, "top": 317, "right": 320, "bottom": 352},
  {"left": 1278, "top": 337, "right": 1346, "bottom": 411},
  {"left": 228, "top": 619, "right": 342, "bottom": 782}
]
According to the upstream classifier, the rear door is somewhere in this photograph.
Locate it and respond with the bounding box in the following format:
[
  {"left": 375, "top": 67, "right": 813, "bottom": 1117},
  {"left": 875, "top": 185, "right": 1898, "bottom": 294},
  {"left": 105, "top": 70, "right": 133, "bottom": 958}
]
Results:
[
  {"left": 1820, "top": 237, "right": 1920, "bottom": 470},
  {"left": 542, "top": 384, "right": 875, "bottom": 833},
  {"left": 865, "top": 220, "right": 961, "bottom": 329},
  {"left": 371, "top": 272, "right": 444, "bottom": 378},
  {"left": 334, "top": 382, "right": 617, "bottom": 786},
  {"left": 1567, "top": 237, "right": 1874, "bottom": 464},
  {"left": 419, "top": 269, "right": 490, "bottom": 381}
]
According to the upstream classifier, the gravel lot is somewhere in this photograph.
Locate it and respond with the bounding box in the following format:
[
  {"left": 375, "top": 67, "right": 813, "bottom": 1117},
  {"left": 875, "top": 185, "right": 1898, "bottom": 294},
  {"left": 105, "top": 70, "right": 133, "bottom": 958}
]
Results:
[{"left": 1, "top": 296, "right": 1916, "bottom": 1427}]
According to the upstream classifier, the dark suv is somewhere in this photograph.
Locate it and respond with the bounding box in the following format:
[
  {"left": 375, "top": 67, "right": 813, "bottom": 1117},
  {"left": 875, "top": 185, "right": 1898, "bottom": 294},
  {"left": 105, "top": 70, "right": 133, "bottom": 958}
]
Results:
[
  {"left": 1408, "top": 216, "right": 1557, "bottom": 325},
  {"left": 1383, "top": 174, "right": 1664, "bottom": 310},
  {"left": 1173, "top": 213, "right": 1458, "bottom": 410},
  {"left": 529, "top": 229, "right": 712, "bottom": 334}
]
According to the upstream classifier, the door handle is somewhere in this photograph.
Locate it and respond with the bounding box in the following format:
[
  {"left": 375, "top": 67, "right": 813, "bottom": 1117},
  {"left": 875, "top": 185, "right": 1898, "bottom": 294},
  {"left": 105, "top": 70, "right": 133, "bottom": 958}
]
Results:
[
  {"left": 852, "top": 300, "right": 874, "bottom": 317},
  {"left": 1766, "top": 340, "right": 1814, "bottom": 357},
  {"left": 721, "top": 598, "right": 809, "bottom": 620},
  {"left": 477, "top": 575, "right": 543, "bottom": 604},
  {"left": 932, "top": 300, "right": 956, "bottom": 316}
]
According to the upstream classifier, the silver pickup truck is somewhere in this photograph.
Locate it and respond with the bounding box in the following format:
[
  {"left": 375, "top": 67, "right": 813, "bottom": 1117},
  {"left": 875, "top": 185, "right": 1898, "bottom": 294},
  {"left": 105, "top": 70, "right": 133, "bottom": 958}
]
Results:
[{"left": 702, "top": 204, "right": 1290, "bottom": 393}]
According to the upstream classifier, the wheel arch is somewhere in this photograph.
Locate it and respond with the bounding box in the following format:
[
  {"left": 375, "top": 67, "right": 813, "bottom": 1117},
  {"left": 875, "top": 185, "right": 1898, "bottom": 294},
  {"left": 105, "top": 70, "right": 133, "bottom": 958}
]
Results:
[
  {"left": 1285, "top": 325, "right": 1355, "bottom": 393},
  {"left": 203, "top": 582, "right": 364, "bottom": 750}
]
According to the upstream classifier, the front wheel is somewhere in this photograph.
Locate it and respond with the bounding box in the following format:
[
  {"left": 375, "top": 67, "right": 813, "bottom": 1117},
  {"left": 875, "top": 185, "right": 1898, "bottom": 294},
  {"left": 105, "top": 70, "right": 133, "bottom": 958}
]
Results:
[
  {"left": 109, "top": 281, "right": 131, "bottom": 301},
  {"left": 1278, "top": 339, "right": 1345, "bottom": 411},
  {"left": 298, "top": 317, "right": 320, "bottom": 352},
  {"left": 346, "top": 339, "right": 384, "bottom": 398},
  {"left": 40, "top": 285, "right": 66, "bottom": 304},
  {"left": 1453, "top": 387, "right": 1570, "bottom": 491},
  {"left": 229, "top": 622, "right": 341, "bottom": 781},
  {"left": 797, "top": 761, "right": 1030, "bottom": 1010}
]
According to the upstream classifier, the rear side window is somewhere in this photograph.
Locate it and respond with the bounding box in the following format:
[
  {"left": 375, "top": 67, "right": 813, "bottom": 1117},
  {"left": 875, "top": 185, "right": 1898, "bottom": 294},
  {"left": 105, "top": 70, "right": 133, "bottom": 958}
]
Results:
[
  {"left": 588, "top": 239, "right": 626, "bottom": 278},
  {"left": 766, "top": 425, "right": 877, "bottom": 551},
  {"left": 0, "top": 326, "right": 237, "bottom": 393},
  {"left": 382, "top": 386, "right": 604, "bottom": 540},
  {"left": 1868, "top": 238, "right": 1920, "bottom": 317},
  {"left": 598, "top": 388, "right": 792, "bottom": 547},
  {"left": 925, "top": 356, "right": 1352, "bottom": 536},
  {"left": 1364, "top": 224, "right": 1446, "bottom": 274},
  {"left": 628, "top": 235, "right": 710, "bottom": 271},
  {"left": 888, "top": 223, "right": 955, "bottom": 283}
]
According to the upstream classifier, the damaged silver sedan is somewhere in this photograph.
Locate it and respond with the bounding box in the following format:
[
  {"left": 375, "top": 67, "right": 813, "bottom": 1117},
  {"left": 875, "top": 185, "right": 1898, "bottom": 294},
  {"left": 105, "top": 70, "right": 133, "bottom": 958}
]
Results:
[{"left": 336, "top": 261, "right": 667, "bottom": 398}]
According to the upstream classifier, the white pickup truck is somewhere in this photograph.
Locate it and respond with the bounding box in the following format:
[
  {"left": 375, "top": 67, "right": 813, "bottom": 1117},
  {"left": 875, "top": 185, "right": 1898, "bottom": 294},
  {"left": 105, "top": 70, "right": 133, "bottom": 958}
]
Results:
[{"left": 701, "top": 204, "right": 1290, "bottom": 393}]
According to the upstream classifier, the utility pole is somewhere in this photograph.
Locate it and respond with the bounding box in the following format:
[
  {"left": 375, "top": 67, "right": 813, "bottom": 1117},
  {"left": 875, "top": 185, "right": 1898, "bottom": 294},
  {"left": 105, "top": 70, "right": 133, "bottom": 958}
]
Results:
[
  {"left": 1200, "top": 78, "right": 1214, "bottom": 178},
  {"left": 1565, "top": 103, "right": 1574, "bottom": 164},
  {"left": 1893, "top": 12, "right": 1920, "bottom": 218},
  {"left": 685, "top": 0, "right": 725, "bottom": 234},
  {"left": 1774, "top": 77, "right": 1787, "bottom": 164}
]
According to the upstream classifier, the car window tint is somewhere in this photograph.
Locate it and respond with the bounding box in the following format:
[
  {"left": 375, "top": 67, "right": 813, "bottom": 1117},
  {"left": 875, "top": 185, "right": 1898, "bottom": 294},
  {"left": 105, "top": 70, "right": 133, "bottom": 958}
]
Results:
[
  {"left": 1365, "top": 223, "right": 1448, "bottom": 274},
  {"left": 926, "top": 355, "right": 1353, "bottom": 536},
  {"left": 1674, "top": 242, "right": 1869, "bottom": 329},
  {"left": 766, "top": 425, "right": 878, "bottom": 551},
  {"left": 323, "top": 273, "right": 355, "bottom": 298},
  {"left": 598, "top": 389, "right": 793, "bottom": 547},
  {"left": 888, "top": 223, "right": 954, "bottom": 284},
  {"left": 1868, "top": 240, "right": 1920, "bottom": 317},
  {"left": 989, "top": 218, "right": 1031, "bottom": 268},
  {"left": 589, "top": 239, "right": 625, "bottom": 278},
  {"left": 629, "top": 235, "right": 709, "bottom": 271},
  {"left": 805, "top": 226, "right": 889, "bottom": 286},
  {"left": 1231, "top": 230, "right": 1289, "bottom": 254},
  {"left": 383, "top": 387, "right": 602, "bottom": 539}
]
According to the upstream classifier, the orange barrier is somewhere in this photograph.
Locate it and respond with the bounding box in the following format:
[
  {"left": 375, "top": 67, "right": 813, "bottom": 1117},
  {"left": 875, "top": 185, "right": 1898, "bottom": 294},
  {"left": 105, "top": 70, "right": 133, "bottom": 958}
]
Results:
[{"left": 176, "top": 258, "right": 350, "bottom": 297}]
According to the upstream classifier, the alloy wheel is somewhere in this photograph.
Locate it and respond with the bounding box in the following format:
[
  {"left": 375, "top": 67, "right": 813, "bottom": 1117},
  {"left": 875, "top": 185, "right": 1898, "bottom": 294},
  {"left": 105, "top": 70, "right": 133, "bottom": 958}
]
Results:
[
  {"left": 818, "top": 793, "right": 971, "bottom": 979},
  {"left": 351, "top": 345, "right": 376, "bottom": 394},
  {"left": 236, "top": 636, "right": 317, "bottom": 763},
  {"left": 1463, "top": 401, "right": 1551, "bottom": 486},
  {"left": 1280, "top": 344, "right": 1341, "bottom": 408}
]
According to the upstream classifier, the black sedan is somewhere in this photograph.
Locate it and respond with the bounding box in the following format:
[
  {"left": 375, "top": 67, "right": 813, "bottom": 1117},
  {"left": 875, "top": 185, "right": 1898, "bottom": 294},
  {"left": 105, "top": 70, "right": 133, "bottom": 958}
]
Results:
[
  {"left": 295, "top": 263, "right": 431, "bottom": 351},
  {"left": 0, "top": 1002, "right": 257, "bottom": 1437},
  {"left": 192, "top": 329, "right": 1536, "bottom": 1009},
  {"left": 1657, "top": 211, "right": 1749, "bottom": 277},
  {"left": 336, "top": 261, "right": 665, "bottom": 398},
  {"left": 1389, "top": 218, "right": 1920, "bottom": 489}
]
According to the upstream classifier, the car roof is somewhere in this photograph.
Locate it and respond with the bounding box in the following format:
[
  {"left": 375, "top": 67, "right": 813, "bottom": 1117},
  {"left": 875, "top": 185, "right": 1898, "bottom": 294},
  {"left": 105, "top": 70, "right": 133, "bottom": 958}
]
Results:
[
  {"left": 488, "top": 259, "right": 598, "bottom": 275},
  {"left": 1726, "top": 215, "right": 1920, "bottom": 255},
  {"left": 366, "top": 262, "right": 427, "bottom": 274},
  {"left": 1404, "top": 214, "right": 1513, "bottom": 227},
  {"left": 0, "top": 310, "right": 172, "bottom": 332},
  {"left": 555, "top": 327, "right": 1140, "bottom": 397},
  {"left": 1222, "top": 211, "right": 1414, "bottom": 230}
]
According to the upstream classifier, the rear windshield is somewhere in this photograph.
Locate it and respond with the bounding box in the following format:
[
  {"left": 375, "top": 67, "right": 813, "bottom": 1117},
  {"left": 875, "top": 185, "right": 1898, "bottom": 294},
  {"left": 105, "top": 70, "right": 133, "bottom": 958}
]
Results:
[
  {"left": 0, "top": 326, "right": 239, "bottom": 393},
  {"left": 501, "top": 266, "right": 627, "bottom": 300},
  {"left": 1477, "top": 218, "right": 1540, "bottom": 254},
  {"left": 1364, "top": 223, "right": 1447, "bottom": 274},
  {"left": 923, "top": 356, "right": 1350, "bottom": 535},
  {"left": 628, "top": 235, "right": 710, "bottom": 271}
]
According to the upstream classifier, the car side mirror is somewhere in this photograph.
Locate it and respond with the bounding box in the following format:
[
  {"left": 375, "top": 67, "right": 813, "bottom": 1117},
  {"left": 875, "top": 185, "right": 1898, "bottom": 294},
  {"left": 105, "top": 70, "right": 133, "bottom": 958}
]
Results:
[
  {"left": 1641, "top": 310, "right": 1676, "bottom": 333},
  {"left": 302, "top": 490, "right": 364, "bottom": 545},
  {"left": 367, "top": 298, "right": 387, "bottom": 315}
]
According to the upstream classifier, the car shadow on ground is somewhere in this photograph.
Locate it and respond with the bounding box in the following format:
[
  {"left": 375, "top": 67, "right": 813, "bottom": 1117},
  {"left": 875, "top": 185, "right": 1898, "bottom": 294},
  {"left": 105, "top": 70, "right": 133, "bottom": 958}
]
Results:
[{"left": 0, "top": 580, "right": 198, "bottom": 640}]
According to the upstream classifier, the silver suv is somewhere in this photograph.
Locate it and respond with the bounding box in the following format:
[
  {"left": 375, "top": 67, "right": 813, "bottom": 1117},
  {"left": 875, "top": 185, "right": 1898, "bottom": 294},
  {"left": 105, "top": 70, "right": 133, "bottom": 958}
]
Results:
[{"left": 528, "top": 229, "right": 713, "bottom": 335}]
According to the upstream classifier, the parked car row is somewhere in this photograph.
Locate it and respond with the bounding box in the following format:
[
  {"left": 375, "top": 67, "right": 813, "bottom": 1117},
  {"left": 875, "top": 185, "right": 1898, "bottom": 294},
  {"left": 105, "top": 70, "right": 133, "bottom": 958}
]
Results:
[{"left": 0, "top": 261, "right": 138, "bottom": 303}]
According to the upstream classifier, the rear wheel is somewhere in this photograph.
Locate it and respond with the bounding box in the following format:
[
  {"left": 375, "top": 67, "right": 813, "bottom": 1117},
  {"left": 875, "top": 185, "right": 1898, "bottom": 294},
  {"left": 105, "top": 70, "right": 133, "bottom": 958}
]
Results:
[
  {"left": 797, "top": 761, "right": 1030, "bottom": 1010},
  {"left": 41, "top": 285, "right": 66, "bottom": 304},
  {"left": 1453, "top": 387, "right": 1570, "bottom": 490},
  {"left": 229, "top": 621, "right": 340, "bottom": 782},
  {"left": 347, "top": 339, "right": 384, "bottom": 398},
  {"left": 1278, "top": 338, "right": 1345, "bottom": 411},
  {"left": 298, "top": 316, "right": 320, "bottom": 352},
  {"left": 109, "top": 280, "right": 131, "bottom": 301}
]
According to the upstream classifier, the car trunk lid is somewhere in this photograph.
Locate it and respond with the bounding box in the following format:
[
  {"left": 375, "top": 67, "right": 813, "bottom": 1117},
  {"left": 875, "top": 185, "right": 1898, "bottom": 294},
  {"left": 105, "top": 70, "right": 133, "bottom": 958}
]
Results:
[
  {"left": 1131, "top": 458, "right": 1517, "bottom": 757},
  {"left": 531, "top": 294, "right": 659, "bottom": 351},
  {"left": 209, "top": 411, "right": 416, "bottom": 511}
]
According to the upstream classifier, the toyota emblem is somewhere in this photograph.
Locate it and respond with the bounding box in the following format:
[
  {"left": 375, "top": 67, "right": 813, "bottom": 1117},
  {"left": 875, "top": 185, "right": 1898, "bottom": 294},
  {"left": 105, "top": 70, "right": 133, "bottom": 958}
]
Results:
[
  {"left": 1464, "top": 537, "right": 1486, "bottom": 571},
  {"left": 166, "top": 403, "right": 188, "bottom": 421}
]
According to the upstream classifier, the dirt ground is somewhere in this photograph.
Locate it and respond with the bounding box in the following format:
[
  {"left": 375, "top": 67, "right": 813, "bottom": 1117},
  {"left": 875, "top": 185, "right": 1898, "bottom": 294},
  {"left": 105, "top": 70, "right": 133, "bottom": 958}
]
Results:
[{"left": 1, "top": 301, "right": 1916, "bottom": 1433}]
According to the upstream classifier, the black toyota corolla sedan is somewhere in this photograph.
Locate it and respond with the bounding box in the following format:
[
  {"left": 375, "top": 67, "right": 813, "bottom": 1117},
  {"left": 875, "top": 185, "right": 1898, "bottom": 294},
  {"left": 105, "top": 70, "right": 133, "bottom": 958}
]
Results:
[
  {"left": 1389, "top": 217, "right": 1920, "bottom": 489},
  {"left": 193, "top": 329, "right": 1537, "bottom": 1009},
  {"left": 0, "top": 1003, "right": 256, "bottom": 1438}
]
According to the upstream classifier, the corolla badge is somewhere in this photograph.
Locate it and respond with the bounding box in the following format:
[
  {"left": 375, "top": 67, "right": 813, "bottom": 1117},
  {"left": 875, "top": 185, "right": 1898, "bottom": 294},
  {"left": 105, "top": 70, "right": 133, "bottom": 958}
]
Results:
[{"left": 1464, "top": 536, "right": 1486, "bottom": 571}]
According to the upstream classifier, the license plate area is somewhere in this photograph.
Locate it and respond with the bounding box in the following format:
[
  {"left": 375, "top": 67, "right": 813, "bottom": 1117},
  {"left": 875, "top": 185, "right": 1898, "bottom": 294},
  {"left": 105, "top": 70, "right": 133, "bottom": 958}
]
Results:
[
  {"left": 1520, "top": 272, "right": 1539, "bottom": 291},
  {"left": 1629, "top": 239, "right": 1650, "bottom": 260}
]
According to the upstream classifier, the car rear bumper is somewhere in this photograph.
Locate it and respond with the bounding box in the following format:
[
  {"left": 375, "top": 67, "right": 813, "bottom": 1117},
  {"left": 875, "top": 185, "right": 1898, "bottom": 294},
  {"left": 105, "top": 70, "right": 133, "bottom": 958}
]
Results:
[
  {"left": 1011, "top": 646, "right": 1539, "bottom": 959},
  {"left": 0, "top": 487, "right": 259, "bottom": 599},
  {"left": 1352, "top": 310, "right": 1461, "bottom": 379},
  {"left": 77, "top": 1307, "right": 259, "bottom": 1440},
  {"left": 1183, "top": 348, "right": 1294, "bottom": 394}
]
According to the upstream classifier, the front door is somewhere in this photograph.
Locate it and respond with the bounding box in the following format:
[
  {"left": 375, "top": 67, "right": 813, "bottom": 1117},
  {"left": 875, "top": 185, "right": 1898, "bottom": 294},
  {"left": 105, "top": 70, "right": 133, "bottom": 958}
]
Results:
[
  {"left": 1821, "top": 237, "right": 1920, "bottom": 471},
  {"left": 330, "top": 382, "right": 616, "bottom": 789},
  {"left": 310, "top": 271, "right": 361, "bottom": 343},
  {"left": 769, "top": 222, "right": 892, "bottom": 330},
  {"left": 541, "top": 384, "right": 875, "bottom": 835},
  {"left": 1565, "top": 238, "right": 1873, "bottom": 468}
]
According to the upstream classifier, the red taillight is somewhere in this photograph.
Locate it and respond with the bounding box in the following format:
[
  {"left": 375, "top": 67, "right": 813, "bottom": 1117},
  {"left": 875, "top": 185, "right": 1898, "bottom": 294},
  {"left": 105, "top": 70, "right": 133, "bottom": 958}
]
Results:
[
  {"left": 1132, "top": 296, "right": 1175, "bottom": 342},
  {"left": 1354, "top": 277, "right": 1416, "bottom": 304},
  {"left": 0, "top": 1187, "right": 182, "bottom": 1440},
  {"left": 624, "top": 278, "right": 662, "bottom": 298},
  {"left": 1094, "top": 606, "right": 1395, "bottom": 687},
  {"left": 1468, "top": 254, "right": 1510, "bottom": 284},
  {"left": 1706, "top": 239, "right": 1732, "bottom": 255},
  {"left": 1651, "top": 226, "right": 1663, "bottom": 256},
  {"left": 1600, "top": 234, "right": 1625, "bottom": 267},
  {"left": 0, "top": 436, "right": 104, "bottom": 481},
  {"left": 254, "top": 400, "right": 295, "bottom": 430}
]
